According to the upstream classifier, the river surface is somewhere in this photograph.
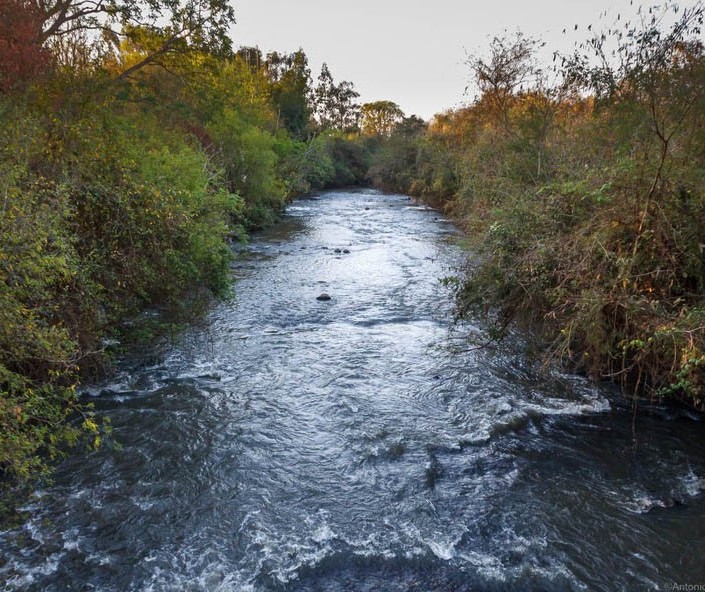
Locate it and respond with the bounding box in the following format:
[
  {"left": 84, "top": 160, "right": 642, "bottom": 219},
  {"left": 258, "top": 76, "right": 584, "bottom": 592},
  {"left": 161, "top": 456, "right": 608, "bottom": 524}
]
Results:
[{"left": 2, "top": 189, "right": 705, "bottom": 591}]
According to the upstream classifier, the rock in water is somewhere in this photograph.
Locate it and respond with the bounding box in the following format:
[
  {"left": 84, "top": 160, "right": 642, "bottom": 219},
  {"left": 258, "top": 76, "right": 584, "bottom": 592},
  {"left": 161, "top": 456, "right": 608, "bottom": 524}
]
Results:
[{"left": 316, "top": 293, "right": 332, "bottom": 301}]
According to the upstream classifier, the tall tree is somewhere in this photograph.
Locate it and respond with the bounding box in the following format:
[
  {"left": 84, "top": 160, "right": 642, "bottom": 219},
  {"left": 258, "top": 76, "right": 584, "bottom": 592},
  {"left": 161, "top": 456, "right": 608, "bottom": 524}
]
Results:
[
  {"left": 236, "top": 45, "right": 263, "bottom": 71},
  {"left": 312, "top": 62, "right": 360, "bottom": 132},
  {"left": 467, "top": 32, "right": 544, "bottom": 133},
  {"left": 266, "top": 49, "right": 312, "bottom": 139},
  {"left": 361, "top": 100, "right": 404, "bottom": 136}
]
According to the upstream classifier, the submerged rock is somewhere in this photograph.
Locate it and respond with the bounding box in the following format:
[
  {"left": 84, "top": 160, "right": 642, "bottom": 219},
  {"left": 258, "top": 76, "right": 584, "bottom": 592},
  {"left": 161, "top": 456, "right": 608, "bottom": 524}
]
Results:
[
  {"left": 425, "top": 453, "right": 443, "bottom": 489},
  {"left": 316, "top": 293, "right": 332, "bottom": 301},
  {"left": 638, "top": 497, "right": 686, "bottom": 513}
]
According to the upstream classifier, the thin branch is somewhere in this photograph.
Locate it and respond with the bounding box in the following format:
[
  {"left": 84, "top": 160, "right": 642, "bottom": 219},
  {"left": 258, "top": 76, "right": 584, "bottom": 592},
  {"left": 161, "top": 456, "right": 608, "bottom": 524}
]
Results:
[{"left": 115, "top": 30, "right": 184, "bottom": 80}]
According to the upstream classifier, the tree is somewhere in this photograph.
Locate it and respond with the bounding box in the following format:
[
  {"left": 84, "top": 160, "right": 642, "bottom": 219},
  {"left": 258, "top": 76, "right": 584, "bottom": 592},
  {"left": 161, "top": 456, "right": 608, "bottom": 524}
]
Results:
[
  {"left": 312, "top": 63, "right": 360, "bottom": 132},
  {"left": 366, "top": 115, "right": 427, "bottom": 191},
  {"left": 28, "top": 0, "right": 235, "bottom": 78},
  {"left": 361, "top": 100, "right": 404, "bottom": 136},
  {"left": 236, "top": 45, "right": 263, "bottom": 71},
  {"left": 395, "top": 114, "right": 427, "bottom": 137},
  {"left": 467, "top": 32, "right": 545, "bottom": 134},
  {"left": 266, "top": 49, "right": 312, "bottom": 139}
]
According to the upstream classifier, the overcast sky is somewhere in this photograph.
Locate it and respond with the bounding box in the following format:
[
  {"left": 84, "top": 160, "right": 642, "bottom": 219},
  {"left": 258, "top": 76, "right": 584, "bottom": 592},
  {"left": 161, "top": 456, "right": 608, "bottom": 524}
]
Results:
[{"left": 230, "top": 0, "right": 681, "bottom": 120}]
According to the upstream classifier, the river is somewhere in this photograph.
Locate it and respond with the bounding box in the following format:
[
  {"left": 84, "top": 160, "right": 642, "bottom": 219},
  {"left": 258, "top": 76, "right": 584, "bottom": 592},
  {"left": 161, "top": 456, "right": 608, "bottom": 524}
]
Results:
[{"left": 2, "top": 189, "right": 705, "bottom": 591}]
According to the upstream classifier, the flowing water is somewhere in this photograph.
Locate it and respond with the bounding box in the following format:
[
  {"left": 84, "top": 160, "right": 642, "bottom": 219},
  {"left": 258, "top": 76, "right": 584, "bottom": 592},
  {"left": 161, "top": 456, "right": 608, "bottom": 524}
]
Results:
[{"left": 2, "top": 189, "right": 705, "bottom": 591}]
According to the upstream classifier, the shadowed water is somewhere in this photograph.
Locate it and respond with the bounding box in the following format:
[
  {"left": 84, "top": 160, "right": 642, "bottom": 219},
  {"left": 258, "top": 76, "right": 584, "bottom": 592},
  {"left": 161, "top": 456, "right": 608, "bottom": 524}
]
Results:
[{"left": 2, "top": 189, "right": 705, "bottom": 591}]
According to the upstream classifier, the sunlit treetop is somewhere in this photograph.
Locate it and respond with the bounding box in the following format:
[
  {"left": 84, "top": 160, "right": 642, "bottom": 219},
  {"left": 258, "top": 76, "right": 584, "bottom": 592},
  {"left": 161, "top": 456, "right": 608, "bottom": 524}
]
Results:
[
  {"left": 361, "top": 100, "right": 404, "bottom": 136},
  {"left": 0, "top": 0, "right": 236, "bottom": 81}
]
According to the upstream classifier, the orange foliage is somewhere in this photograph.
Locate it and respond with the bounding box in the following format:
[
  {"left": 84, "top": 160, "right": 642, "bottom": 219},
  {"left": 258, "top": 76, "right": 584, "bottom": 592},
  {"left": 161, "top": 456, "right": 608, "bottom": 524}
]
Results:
[{"left": 0, "top": 0, "right": 50, "bottom": 91}]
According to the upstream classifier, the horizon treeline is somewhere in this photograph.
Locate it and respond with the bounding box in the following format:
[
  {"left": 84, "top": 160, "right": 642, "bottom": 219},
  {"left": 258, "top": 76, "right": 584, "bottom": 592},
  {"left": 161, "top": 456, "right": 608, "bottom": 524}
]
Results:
[{"left": 370, "top": 2, "right": 705, "bottom": 409}]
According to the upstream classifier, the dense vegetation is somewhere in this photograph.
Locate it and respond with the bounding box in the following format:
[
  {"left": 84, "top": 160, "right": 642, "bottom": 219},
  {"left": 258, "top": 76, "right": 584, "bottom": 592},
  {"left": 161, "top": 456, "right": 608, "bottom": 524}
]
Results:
[
  {"left": 0, "top": 0, "right": 381, "bottom": 493},
  {"left": 3, "top": 0, "right": 704, "bottom": 499},
  {"left": 370, "top": 4, "right": 705, "bottom": 409}
]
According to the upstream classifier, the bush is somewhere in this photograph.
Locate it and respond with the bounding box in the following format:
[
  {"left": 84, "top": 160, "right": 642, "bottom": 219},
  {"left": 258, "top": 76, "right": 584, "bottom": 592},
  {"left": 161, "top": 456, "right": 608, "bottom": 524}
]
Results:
[{"left": 0, "top": 162, "right": 85, "bottom": 482}]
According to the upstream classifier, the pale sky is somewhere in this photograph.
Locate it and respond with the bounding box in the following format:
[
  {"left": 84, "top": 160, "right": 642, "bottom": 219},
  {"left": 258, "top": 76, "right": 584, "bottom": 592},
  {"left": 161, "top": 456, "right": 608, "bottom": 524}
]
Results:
[{"left": 230, "top": 0, "right": 679, "bottom": 120}]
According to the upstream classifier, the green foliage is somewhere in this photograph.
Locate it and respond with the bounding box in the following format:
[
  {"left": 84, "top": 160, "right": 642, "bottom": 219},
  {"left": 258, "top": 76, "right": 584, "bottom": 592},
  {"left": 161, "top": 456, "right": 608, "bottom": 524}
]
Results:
[
  {"left": 37, "top": 0, "right": 235, "bottom": 77},
  {"left": 311, "top": 63, "right": 361, "bottom": 132},
  {"left": 368, "top": 134, "right": 418, "bottom": 192},
  {"left": 267, "top": 49, "right": 312, "bottom": 140},
  {"left": 0, "top": 79, "right": 243, "bottom": 489},
  {"left": 58, "top": 98, "right": 241, "bottom": 310},
  {"left": 0, "top": 23, "right": 376, "bottom": 493},
  {"left": 278, "top": 132, "right": 370, "bottom": 195},
  {"left": 366, "top": 114, "right": 462, "bottom": 205},
  {"left": 208, "top": 108, "right": 285, "bottom": 228},
  {"left": 361, "top": 100, "right": 404, "bottom": 136},
  {"left": 317, "top": 134, "right": 370, "bottom": 187},
  {"left": 0, "top": 138, "right": 85, "bottom": 483},
  {"left": 281, "top": 137, "right": 335, "bottom": 194},
  {"left": 0, "top": 367, "right": 84, "bottom": 481}
]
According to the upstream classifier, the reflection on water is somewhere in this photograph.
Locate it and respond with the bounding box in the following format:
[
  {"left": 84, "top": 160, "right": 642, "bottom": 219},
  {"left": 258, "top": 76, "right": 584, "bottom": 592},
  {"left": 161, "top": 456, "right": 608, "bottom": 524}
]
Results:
[{"left": 2, "top": 189, "right": 705, "bottom": 592}]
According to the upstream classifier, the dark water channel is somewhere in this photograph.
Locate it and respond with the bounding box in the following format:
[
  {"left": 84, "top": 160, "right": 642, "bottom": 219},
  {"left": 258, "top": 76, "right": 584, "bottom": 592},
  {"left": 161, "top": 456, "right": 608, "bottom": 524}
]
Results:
[{"left": 2, "top": 189, "right": 705, "bottom": 591}]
